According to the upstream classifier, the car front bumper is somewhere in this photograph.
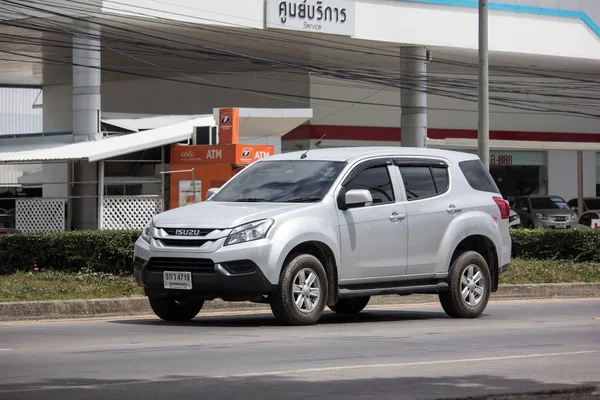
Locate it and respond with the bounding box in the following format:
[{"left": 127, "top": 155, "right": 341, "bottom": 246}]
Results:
[{"left": 133, "top": 237, "right": 282, "bottom": 300}]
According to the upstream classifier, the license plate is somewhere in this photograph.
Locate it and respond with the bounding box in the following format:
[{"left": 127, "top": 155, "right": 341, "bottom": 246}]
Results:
[{"left": 163, "top": 271, "right": 192, "bottom": 290}]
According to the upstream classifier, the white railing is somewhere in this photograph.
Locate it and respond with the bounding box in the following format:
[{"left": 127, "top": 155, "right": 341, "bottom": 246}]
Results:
[
  {"left": 101, "top": 196, "right": 163, "bottom": 230},
  {"left": 15, "top": 198, "right": 67, "bottom": 233}
]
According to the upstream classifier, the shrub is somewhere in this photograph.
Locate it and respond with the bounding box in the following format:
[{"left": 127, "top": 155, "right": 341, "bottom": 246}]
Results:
[
  {"left": 0, "top": 230, "right": 141, "bottom": 274},
  {"left": 1, "top": 228, "right": 599, "bottom": 275},
  {"left": 510, "top": 228, "right": 600, "bottom": 262}
]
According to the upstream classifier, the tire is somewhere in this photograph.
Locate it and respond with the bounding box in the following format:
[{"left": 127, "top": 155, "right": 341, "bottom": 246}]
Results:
[
  {"left": 439, "top": 251, "right": 491, "bottom": 319},
  {"left": 329, "top": 296, "right": 370, "bottom": 314},
  {"left": 270, "top": 254, "right": 328, "bottom": 326},
  {"left": 148, "top": 296, "right": 204, "bottom": 322}
]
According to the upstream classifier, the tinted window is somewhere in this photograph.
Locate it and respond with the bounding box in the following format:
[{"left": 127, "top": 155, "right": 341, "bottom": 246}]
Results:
[
  {"left": 459, "top": 159, "right": 500, "bottom": 194},
  {"left": 585, "top": 198, "right": 600, "bottom": 210},
  {"left": 397, "top": 166, "right": 449, "bottom": 201},
  {"left": 530, "top": 197, "right": 569, "bottom": 210},
  {"left": 579, "top": 213, "right": 592, "bottom": 227},
  {"left": 211, "top": 160, "right": 346, "bottom": 203},
  {"left": 398, "top": 167, "right": 436, "bottom": 200},
  {"left": 431, "top": 167, "right": 449, "bottom": 194},
  {"left": 345, "top": 165, "right": 395, "bottom": 204}
]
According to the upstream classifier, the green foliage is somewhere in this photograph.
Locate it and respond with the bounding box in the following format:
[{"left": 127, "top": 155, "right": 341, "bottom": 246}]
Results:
[
  {"left": 510, "top": 229, "right": 600, "bottom": 262},
  {"left": 1, "top": 229, "right": 599, "bottom": 277},
  {"left": 0, "top": 230, "right": 141, "bottom": 275}
]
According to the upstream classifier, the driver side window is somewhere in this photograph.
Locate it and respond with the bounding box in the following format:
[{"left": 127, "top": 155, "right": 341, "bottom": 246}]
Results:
[{"left": 344, "top": 165, "right": 395, "bottom": 205}]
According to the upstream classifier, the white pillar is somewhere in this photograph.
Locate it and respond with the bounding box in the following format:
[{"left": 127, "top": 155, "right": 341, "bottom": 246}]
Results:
[
  {"left": 73, "top": 19, "right": 101, "bottom": 143},
  {"left": 400, "top": 47, "right": 428, "bottom": 148},
  {"left": 72, "top": 19, "right": 101, "bottom": 230}
]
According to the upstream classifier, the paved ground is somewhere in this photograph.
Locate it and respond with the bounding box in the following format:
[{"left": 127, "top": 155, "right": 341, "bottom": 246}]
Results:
[{"left": 0, "top": 298, "right": 599, "bottom": 400}]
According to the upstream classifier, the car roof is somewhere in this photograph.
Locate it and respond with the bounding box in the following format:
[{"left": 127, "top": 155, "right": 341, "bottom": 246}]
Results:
[{"left": 264, "top": 146, "right": 480, "bottom": 163}]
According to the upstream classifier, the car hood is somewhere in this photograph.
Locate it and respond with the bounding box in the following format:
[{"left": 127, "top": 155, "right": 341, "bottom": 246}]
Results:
[{"left": 152, "top": 201, "right": 315, "bottom": 229}]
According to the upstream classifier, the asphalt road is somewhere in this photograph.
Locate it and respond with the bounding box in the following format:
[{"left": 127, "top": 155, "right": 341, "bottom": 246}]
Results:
[{"left": 0, "top": 298, "right": 599, "bottom": 400}]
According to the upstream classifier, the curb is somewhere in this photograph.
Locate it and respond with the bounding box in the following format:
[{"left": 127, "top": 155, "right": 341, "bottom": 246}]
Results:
[{"left": 1, "top": 283, "right": 599, "bottom": 321}]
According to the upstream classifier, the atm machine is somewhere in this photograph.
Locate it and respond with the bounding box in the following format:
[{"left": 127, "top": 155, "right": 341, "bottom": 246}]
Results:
[{"left": 169, "top": 108, "right": 274, "bottom": 209}]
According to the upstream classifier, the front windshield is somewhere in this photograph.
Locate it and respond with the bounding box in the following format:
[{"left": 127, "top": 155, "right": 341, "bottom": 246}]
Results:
[
  {"left": 530, "top": 197, "right": 569, "bottom": 210},
  {"left": 210, "top": 160, "right": 347, "bottom": 203}
]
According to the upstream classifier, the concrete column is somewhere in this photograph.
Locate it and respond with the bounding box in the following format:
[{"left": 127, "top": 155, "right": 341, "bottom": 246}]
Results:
[
  {"left": 73, "top": 19, "right": 101, "bottom": 143},
  {"left": 72, "top": 19, "right": 101, "bottom": 230},
  {"left": 400, "top": 47, "right": 428, "bottom": 148}
]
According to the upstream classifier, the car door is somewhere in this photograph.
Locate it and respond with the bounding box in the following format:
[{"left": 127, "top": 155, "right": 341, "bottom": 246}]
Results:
[
  {"left": 577, "top": 212, "right": 594, "bottom": 230},
  {"left": 394, "top": 157, "right": 462, "bottom": 275},
  {"left": 335, "top": 158, "right": 408, "bottom": 282}
]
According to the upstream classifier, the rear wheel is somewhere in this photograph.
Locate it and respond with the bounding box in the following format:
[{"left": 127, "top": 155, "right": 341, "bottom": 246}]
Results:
[
  {"left": 329, "top": 296, "right": 371, "bottom": 314},
  {"left": 270, "top": 254, "right": 328, "bottom": 326},
  {"left": 439, "top": 251, "right": 491, "bottom": 319},
  {"left": 148, "top": 296, "right": 203, "bottom": 321}
]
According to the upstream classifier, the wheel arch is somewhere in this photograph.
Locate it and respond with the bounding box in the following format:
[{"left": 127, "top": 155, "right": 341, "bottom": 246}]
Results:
[
  {"left": 450, "top": 234, "right": 500, "bottom": 292},
  {"left": 280, "top": 241, "right": 339, "bottom": 306}
]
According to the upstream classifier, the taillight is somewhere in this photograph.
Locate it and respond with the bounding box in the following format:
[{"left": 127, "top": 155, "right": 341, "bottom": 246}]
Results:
[{"left": 493, "top": 196, "right": 510, "bottom": 220}]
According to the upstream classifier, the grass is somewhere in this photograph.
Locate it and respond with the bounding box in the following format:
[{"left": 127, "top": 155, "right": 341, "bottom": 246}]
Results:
[
  {"left": 0, "top": 258, "right": 599, "bottom": 302},
  {"left": 499, "top": 258, "right": 600, "bottom": 284},
  {"left": 0, "top": 268, "right": 143, "bottom": 302}
]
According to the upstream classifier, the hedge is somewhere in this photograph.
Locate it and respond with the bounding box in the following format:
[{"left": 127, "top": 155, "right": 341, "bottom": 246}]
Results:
[
  {"left": 0, "top": 230, "right": 141, "bottom": 275},
  {"left": 510, "top": 228, "right": 600, "bottom": 263},
  {"left": 0, "top": 228, "right": 599, "bottom": 275}
]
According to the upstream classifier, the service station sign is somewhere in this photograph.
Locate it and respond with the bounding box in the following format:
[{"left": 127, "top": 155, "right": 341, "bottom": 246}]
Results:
[{"left": 266, "top": 0, "right": 355, "bottom": 37}]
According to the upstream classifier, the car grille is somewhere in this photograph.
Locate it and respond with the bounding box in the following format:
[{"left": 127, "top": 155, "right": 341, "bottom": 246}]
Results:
[
  {"left": 162, "top": 228, "right": 219, "bottom": 236},
  {"left": 158, "top": 238, "right": 212, "bottom": 248},
  {"left": 146, "top": 258, "right": 215, "bottom": 274},
  {"left": 551, "top": 216, "right": 568, "bottom": 222}
]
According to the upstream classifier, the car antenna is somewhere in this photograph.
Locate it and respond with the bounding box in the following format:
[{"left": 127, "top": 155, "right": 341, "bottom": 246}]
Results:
[{"left": 300, "top": 133, "right": 326, "bottom": 159}]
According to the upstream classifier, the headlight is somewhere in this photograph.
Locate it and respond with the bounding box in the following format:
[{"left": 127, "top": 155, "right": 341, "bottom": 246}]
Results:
[
  {"left": 141, "top": 219, "right": 153, "bottom": 243},
  {"left": 225, "top": 219, "right": 274, "bottom": 246},
  {"left": 535, "top": 213, "right": 547, "bottom": 220},
  {"left": 571, "top": 213, "right": 577, "bottom": 220}
]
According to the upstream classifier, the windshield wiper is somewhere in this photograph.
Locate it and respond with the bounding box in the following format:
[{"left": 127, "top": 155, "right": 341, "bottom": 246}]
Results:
[
  {"left": 234, "top": 198, "right": 271, "bottom": 202},
  {"left": 285, "top": 197, "right": 322, "bottom": 203}
]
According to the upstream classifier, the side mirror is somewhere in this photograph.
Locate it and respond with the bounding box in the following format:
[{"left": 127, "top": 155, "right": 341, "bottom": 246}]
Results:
[
  {"left": 206, "top": 188, "right": 220, "bottom": 200},
  {"left": 340, "top": 189, "right": 373, "bottom": 210},
  {"left": 521, "top": 207, "right": 529, "bottom": 212}
]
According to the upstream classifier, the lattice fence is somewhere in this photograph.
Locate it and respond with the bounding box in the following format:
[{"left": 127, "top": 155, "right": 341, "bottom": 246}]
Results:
[
  {"left": 15, "top": 198, "right": 66, "bottom": 233},
  {"left": 102, "top": 196, "right": 163, "bottom": 230}
]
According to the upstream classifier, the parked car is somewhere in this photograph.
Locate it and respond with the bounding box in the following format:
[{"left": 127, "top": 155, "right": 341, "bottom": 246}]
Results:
[
  {"left": 574, "top": 210, "right": 600, "bottom": 230},
  {"left": 134, "top": 147, "right": 511, "bottom": 326},
  {"left": 512, "top": 195, "right": 577, "bottom": 229},
  {"left": 509, "top": 209, "right": 521, "bottom": 228},
  {"left": 0, "top": 228, "right": 21, "bottom": 236},
  {"left": 567, "top": 197, "right": 600, "bottom": 213}
]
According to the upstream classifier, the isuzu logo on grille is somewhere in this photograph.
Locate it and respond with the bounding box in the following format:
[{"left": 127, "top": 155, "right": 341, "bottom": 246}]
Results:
[{"left": 174, "top": 229, "right": 202, "bottom": 236}]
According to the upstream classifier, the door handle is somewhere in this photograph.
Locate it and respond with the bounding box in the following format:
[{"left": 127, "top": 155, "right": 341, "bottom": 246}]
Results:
[
  {"left": 447, "top": 204, "right": 462, "bottom": 214},
  {"left": 389, "top": 212, "right": 406, "bottom": 222}
]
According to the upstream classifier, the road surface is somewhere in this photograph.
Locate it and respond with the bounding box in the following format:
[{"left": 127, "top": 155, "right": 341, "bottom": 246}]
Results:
[{"left": 0, "top": 298, "right": 599, "bottom": 400}]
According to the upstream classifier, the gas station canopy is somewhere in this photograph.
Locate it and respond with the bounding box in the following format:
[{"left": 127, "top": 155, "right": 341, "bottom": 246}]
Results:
[{"left": 0, "top": 108, "right": 313, "bottom": 164}]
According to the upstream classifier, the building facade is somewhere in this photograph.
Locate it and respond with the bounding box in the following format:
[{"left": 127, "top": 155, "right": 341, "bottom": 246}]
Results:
[{"left": 0, "top": 0, "right": 599, "bottom": 230}]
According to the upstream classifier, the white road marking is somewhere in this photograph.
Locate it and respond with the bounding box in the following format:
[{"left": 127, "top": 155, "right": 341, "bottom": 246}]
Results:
[
  {"left": 213, "top": 350, "right": 598, "bottom": 378},
  {"left": 0, "top": 350, "right": 595, "bottom": 394},
  {"left": 0, "top": 349, "right": 13, "bottom": 351}
]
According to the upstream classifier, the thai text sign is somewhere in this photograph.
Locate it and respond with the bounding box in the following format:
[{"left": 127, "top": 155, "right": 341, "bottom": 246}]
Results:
[{"left": 266, "top": 0, "right": 355, "bottom": 36}]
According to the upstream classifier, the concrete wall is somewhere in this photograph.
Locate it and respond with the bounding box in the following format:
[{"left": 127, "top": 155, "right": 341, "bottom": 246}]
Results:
[
  {"left": 309, "top": 75, "right": 600, "bottom": 134},
  {"left": 547, "top": 150, "right": 597, "bottom": 200}
]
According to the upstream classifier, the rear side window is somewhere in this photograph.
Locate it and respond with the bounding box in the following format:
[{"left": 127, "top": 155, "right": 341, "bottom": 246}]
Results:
[
  {"left": 398, "top": 166, "right": 450, "bottom": 201},
  {"left": 458, "top": 159, "right": 500, "bottom": 194}
]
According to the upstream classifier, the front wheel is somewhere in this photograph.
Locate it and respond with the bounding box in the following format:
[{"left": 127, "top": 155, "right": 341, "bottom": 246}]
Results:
[
  {"left": 148, "top": 296, "right": 204, "bottom": 322},
  {"left": 439, "top": 251, "right": 491, "bottom": 319},
  {"left": 270, "top": 254, "right": 328, "bottom": 326}
]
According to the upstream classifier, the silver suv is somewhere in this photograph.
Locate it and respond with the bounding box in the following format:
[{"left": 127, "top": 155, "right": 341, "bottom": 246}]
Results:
[{"left": 133, "top": 147, "right": 512, "bottom": 326}]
